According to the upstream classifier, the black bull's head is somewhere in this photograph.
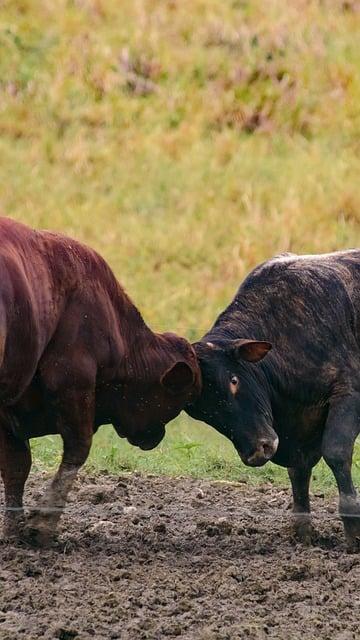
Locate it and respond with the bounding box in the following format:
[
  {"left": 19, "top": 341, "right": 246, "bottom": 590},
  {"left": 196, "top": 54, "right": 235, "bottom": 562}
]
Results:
[{"left": 186, "top": 339, "right": 279, "bottom": 467}]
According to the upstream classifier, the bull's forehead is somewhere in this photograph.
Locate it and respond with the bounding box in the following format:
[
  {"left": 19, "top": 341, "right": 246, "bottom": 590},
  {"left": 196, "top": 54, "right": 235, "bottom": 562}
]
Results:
[{"left": 200, "top": 349, "right": 236, "bottom": 376}]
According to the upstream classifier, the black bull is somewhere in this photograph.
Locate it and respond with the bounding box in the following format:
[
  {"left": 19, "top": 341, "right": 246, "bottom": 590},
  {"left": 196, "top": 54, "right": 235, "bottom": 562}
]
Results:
[{"left": 187, "top": 251, "right": 360, "bottom": 550}]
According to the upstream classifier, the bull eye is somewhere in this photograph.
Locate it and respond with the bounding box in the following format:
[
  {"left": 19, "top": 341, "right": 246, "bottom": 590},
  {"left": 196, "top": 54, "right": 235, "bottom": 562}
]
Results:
[{"left": 229, "top": 374, "right": 239, "bottom": 394}]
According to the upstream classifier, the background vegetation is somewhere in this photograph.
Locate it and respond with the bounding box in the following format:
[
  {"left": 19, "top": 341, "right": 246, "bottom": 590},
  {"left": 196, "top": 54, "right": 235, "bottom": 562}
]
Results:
[{"left": 1, "top": 0, "right": 360, "bottom": 489}]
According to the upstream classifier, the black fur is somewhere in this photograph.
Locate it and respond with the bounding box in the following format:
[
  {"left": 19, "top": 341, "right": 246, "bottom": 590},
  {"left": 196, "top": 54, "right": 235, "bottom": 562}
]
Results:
[{"left": 187, "top": 251, "right": 360, "bottom": 548}]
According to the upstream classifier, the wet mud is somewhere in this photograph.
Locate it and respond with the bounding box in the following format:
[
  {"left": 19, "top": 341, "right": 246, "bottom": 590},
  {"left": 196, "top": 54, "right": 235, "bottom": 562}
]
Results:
[{"left": 0, "top": 473, "right": 359, "bottom": 639}]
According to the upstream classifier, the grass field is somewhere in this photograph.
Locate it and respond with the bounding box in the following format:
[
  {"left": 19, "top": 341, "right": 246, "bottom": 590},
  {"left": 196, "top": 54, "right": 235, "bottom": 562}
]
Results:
[{"left": 1, "top": 0, "right": 360, "bottom": 490}]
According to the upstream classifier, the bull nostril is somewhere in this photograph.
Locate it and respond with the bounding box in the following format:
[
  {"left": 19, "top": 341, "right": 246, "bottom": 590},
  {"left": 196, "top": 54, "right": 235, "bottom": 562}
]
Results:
[
  {"left": 259, "top": 436, "right": 279, "bottom": 459},
  {"left": 241, "top": 436, "right": 279, "bottom": 467},
  {"left": 261, "top": 442, "right": 273, "bottom": 459}
]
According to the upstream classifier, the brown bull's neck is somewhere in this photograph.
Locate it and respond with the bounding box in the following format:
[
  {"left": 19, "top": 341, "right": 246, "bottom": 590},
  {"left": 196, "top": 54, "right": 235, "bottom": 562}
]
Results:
[{"left": 95, "top": 275, "right": 172, "bottom": 385}]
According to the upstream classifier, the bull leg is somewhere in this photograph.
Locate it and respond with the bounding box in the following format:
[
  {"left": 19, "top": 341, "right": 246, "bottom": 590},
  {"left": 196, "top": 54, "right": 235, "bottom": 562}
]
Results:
[
  {"left": 0, "top": 425, "right": 31, "bottom": 539},
  {"left": 26, "top": 390, "right": 94, "bottom": 545},
  {"left": 322, "top": 394, "right": 360, "bottom": 552},
  {"left": 287, "top": 466, "right": 313, "bottom": 544}
]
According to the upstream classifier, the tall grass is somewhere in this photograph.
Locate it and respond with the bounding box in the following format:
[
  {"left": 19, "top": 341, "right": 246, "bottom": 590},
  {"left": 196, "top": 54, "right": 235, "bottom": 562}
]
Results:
[{"left": 1, "top": 0, "right": 359, "bottom": 487}]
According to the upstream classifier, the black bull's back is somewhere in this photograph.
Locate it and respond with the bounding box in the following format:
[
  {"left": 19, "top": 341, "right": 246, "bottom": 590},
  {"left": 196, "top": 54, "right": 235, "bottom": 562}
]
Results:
[
  {"left": 215, "top": 251, "right": 360, "bottom": 397},
  {"left": 187, "top": 251, "right": 360, "bottom": 549}
]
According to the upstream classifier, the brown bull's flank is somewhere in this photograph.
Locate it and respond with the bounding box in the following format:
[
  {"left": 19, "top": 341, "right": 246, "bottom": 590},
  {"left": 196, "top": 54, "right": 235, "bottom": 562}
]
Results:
[{"left": 0, "top": 217, "right": 200, "bottom": 543}]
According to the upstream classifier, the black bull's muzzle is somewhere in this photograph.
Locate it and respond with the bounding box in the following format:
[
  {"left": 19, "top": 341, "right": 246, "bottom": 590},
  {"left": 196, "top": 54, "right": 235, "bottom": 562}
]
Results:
[{"left": 235, "top": 431, "right": 279, "bottom": 467}]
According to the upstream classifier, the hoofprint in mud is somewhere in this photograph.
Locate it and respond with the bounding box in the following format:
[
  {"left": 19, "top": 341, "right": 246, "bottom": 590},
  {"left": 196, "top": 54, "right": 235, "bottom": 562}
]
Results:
[{"left": 0, "top": 474, "right": 359, "bottom": 640}]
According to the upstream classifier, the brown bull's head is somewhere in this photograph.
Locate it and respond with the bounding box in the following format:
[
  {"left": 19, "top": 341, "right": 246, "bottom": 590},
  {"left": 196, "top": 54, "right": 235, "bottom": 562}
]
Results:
[{"left": 112, "top": 333, "right": 201, "bottom": 450}]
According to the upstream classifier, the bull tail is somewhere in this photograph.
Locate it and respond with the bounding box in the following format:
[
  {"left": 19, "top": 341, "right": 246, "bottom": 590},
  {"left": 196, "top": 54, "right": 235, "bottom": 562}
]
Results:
[
  {"left": 0, "top": 300, "right": 7, "bottom": 395},
  {"left": 0, "top": 301, "right": 6, "bottom": 368}
]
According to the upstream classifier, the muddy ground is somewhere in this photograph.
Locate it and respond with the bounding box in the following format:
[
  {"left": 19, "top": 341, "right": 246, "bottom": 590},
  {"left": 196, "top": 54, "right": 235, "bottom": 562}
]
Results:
[{"left": 0, "top": 473, "right": 359, "bottom": 640}]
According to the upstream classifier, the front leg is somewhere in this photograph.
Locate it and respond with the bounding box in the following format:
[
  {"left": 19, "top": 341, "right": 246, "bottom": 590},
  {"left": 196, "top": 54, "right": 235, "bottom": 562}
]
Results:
[
  {"left": 322, "top": 394, "right": 360, "bottom": 552},
  {"left": 26, "top": 389, "right": 94, "bottom": 545},
  {"left": 288, "top": 466, "right": 313, "bottom": 544}
]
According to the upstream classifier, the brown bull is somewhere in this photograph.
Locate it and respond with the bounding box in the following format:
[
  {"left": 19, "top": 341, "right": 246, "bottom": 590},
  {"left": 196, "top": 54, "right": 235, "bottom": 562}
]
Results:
[{"left": 0, "top": 217, "right": 200, "bottom": 543}]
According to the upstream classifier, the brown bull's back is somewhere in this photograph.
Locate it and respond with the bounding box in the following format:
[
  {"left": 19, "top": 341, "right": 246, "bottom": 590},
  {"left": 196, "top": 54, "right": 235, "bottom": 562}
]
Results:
[{"left": 0, "top": 217, "right": 141, "bottom": 403}]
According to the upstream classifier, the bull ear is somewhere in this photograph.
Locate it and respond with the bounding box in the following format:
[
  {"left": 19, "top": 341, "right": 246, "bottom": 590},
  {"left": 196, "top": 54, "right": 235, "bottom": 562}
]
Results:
[
  {"left": 161, "top": 361, "right": 195, "bottom": 395},
  {"left": 228, "top": 339, "right": 272, "bottom": 363}
]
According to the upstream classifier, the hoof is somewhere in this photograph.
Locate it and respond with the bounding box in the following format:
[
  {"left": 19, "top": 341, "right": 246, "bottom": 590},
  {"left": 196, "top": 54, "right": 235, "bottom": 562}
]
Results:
[
  {"left": 2, "top": 515, "right": 25, "bottom": 543},
  {"left": 293, "top": 516, "right": 314, "bottom": 546},
  {"left": 24, "top": 511, "right": 59, "bottom": 547},
  {"left": 345, "top": 535, "right": 360, "bottom": 553},
  {"left": 343, "top": 515, "right": 360, "bottom": 553},
  {"left": 23, "top": 523, "right": 57, "bottom": 548}
]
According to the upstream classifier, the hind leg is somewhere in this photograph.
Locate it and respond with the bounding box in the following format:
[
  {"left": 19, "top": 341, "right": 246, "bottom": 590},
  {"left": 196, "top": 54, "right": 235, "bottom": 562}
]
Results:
[
  {"left": 322, "top": 394, "right": 360, "bottom": 551},
  {"left": 0, "top": 422, "right": 31, "bottom": 539}
]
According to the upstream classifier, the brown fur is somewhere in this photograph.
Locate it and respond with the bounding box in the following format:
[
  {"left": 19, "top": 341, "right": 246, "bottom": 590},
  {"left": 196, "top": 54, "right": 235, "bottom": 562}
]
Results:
[{"left": 0, "top": 217, "right": 201, "bottom": 543}]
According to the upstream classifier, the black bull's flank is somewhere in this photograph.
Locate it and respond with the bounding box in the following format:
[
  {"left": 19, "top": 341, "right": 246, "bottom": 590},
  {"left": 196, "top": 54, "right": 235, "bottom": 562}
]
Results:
[{"left": 187, "top": 251, "right": 360, "bottom": 550}]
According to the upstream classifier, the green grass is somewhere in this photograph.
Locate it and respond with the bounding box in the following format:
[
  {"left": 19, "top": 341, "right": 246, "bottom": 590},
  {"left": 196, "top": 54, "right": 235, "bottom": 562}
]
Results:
[
  {"left": 1, "top": 0, "right": 360, "bottom": 489},
  {"left": 30, "top": 416, "right": 360, "bottom": 493}
]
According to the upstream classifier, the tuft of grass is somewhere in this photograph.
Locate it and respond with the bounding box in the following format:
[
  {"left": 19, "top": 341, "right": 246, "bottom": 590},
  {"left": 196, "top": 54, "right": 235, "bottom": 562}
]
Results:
[{"left": 0, "top": 1, "right": 359, "bottom": 488}]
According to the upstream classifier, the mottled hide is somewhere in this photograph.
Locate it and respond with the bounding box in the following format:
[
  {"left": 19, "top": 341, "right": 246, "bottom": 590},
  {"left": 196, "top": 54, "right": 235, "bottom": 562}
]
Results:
[
  {"left": 0, "top": 217, "right": 200, "bottom": 543},
  {"left": 187, "top": 251, "right": 360, "bottom": 549}
]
